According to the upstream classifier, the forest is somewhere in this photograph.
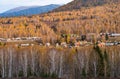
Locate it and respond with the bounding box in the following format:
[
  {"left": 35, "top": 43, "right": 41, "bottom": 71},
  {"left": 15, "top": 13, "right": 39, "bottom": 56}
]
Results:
[
  {"left": 0, "top": 1, "right": 120, "bottom": 79},
  {"left": 0, "top": 45, "right": 120, "bottom": 79}
]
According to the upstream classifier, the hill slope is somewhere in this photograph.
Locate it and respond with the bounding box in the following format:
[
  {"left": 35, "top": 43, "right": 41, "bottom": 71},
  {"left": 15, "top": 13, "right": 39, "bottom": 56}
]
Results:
[
  {"left": 0, "top": 4, "right": 60, "bottom": 17},
  {"left": 53, "top": 0, "right": 120, "bottom": 12},
  {"left": 0, "top": 3, "right": 120, "bottom": 38}
]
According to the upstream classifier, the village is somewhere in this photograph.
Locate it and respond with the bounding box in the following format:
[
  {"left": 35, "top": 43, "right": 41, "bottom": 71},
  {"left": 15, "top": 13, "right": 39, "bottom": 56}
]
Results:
[{"left": 0, "top": 33, "right": 120, "bottom": 48}]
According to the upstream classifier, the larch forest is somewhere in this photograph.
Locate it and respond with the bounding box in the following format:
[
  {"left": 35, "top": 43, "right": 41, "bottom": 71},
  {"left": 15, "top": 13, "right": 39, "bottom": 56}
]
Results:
[{"left": 0, "top": 0, "right": 120, "bottom": 79}]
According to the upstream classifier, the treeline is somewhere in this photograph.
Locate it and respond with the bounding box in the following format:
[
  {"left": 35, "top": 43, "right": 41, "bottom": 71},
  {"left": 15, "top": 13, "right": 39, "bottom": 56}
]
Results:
[{"left": 0, "top": 45, "right": 120, "bottom": 78}]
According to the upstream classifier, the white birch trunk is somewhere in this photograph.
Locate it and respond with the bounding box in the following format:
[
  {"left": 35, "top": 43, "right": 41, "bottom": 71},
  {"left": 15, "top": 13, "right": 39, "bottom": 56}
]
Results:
[
  {"left": 93, "top": 61, "right": 97, "bottom": 77},
  {"left": 49, "top": 50, "right": 56, "bottom": 75},
  {"left": 1, "top": 50, "right": 5, "bottom": 78},
  {"left": 59, "top": 52, "right": 63, "bottom": 78},
  {"left": 8, "top": 48, "right": 13, "bottom": 78},
  {"left": 23, "top": 51, "right": 28, "bottom": 77},
  {"left": 31, "top": 49, "right": 35, "bottom": 75}
]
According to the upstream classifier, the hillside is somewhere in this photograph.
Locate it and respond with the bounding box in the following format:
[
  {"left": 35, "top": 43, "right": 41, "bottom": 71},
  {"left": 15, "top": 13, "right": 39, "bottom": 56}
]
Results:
[
  {"left": 0, "top": 3, "right": 120, "bottom": 43},
  {"left": 0, "top": 4, "right": 60, "bottom": 17},
  {"left": 53, "top": 0, "right": 120, "bottom": 12}
]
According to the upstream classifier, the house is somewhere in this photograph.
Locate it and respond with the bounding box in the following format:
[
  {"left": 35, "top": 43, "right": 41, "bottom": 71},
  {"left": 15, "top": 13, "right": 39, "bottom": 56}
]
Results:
[
  {"left": 56, "top": 43, "right": 59, "bottom": 47},
  {"left": 105, "top": 42, "right": 114, "bottom": 46},
  {"left": 100, "top": 33, "right": 120, "bottom": 37},
  {"left": 98, "top": 42, "right": 105, "bottom": 47},
  {"left": 80, "top": 41, "right": 88, "bottom": 46},
  {"left": 109, "top": 33, "right": 120, "bottom": 37},
  {"left": 6, "top": 38, "right": 11, "bottom": 42},
  {"left": 15, "top": 37, "right": 21, "bottom": 40},
  {"left": 39, "top": 43, "right": 43, "bottom": 46},
  {"left": 61, "top": 42, "right": 67, "bottom": 47},
  {"left": 0, "top": 38, "right": 6, "bottom": 42},
  {"left": 46, "top": 43, "right": 50, "bottom": 47},
  {"left": 20, "top": 43, "right": 30, "bottom": 47},
  {"left": 74, "top": 41, "right": 80, "bottom": 47}
]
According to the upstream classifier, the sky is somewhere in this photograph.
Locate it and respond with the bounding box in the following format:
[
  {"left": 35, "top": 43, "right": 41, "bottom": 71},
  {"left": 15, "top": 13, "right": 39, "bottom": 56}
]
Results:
[{"left": 0, "top": 0, "right": 73, "bottom": 13}]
